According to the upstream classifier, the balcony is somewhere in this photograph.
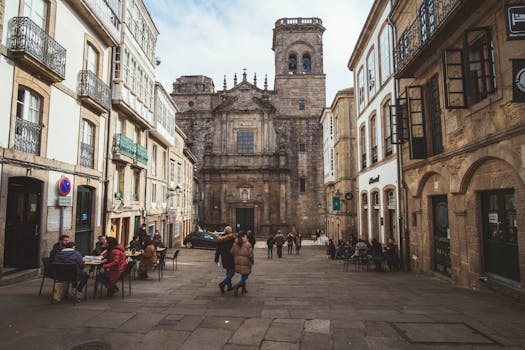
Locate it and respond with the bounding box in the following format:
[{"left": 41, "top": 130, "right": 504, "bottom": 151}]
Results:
[
  {"left": 394, "top": 0, "right": 462, "bottom": 77},
  {"left": 78, "top": 70, "right": 111, "bottom": 112},
  {"left": 14, "top": 117, "right": 41, "bottom": 155},
  {"left": 7, "top": 17, "right": 66, "bottom": 82},
  {"left": 113, "top": 133, "right": 135, "bottom": 161},
  {"left": 135, "top": 144, "right": 148, "bottom": 166},
  {"left": 80, "top": 142, "right": 94, "bottom": 168},
  {"left": 68, "top": 0, "right": 121, "bottom": 46}
]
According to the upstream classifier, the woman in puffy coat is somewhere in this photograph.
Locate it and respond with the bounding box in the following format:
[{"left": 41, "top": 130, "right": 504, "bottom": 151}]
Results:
[
  {"left": 137, "top": 237, "right": 157, "bottom": 279},
  {"left": 230, "top": 231, "right": 254, "bottom": 296},
  {"left": 97, "top": 237, "right": 127, "bottom": 295}
]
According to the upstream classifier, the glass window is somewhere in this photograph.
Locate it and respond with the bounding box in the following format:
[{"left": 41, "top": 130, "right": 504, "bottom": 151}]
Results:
[
  {"left": 24, "top": 0, "right": 47, "bottom": 29},
  {"left": 299, "top": 143, "right": 306, "bottom": 152},
  {"left": 383, "top": 101, "right": 393, "bottom": 156},
  {"left": 152, "top": 145, "right": 157, "bottom": 176},
  {"left": 81, "top": 119, "right": 94, "bottom": 146},
  {"left": 367, "top": 50, "right": 376, "bottom": 97},
  {"left": 299, "top": 101, "right": 306, "bottom": 110},
  {"left": 370, "top": 116, "right": 378, "bottom": 163},
  {"left": 17, "top": 87, "right": 41, "bottom": 124},
  {"left": 379, "top": 26, "right": 391, "bottom": 84},
  {"left": 300, "top": 177, "right": 306, "bottom": 192},
  {"left": 237, "top": 131, "right": 254, "bottom": 154},
  {"left": 85, "top": 43, "right": 99, "bottom": 75},
  {"left": 360, "top": 125, "right": 367, "bottom": 169},
  {"left": 132, "top": 170, "right": 140, "bottom": 201},
  {"left": 358, "top": 68, "right": 365, "bottom": 110},
  {"left": 170, "top": 160, "right": 175, "bottom": 182}
]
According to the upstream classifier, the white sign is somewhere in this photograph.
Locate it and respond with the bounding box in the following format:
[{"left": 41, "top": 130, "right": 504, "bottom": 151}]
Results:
[
  {"left": 488, "top": 213, "right": 498, "bottom": 224},
  {"left": 58, "top": 196, "right": 72, "bottom": 206}
]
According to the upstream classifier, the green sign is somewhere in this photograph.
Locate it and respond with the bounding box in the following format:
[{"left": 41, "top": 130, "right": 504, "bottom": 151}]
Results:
[{"left": 333, "top": 196, "right": 340, "bottom": 211}]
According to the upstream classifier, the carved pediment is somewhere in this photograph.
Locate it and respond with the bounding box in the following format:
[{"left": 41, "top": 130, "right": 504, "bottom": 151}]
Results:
[{"left": 214, "top": 85, "right": 275, "bottom": 113}]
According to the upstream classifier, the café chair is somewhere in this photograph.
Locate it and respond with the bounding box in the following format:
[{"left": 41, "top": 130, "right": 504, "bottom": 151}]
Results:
[
  {"left": 119, "top": 260, "right": 136, "bottom": 299},
  {"left": 51, "top": 263, "right": 80, "bottom": 304},
  {"left": 154, "top": 252, "right": 167, "bottom": 281},
  {"left": 167, "top": 249, "right": 180, "bottom": 271},
  {"left": 39, "top": 257, "right": 55, "bottom": 296}
]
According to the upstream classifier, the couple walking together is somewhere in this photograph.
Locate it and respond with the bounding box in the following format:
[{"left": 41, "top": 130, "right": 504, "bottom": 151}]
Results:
[{"left": 214, "top": 226, "right": 254, "bottom": 296}]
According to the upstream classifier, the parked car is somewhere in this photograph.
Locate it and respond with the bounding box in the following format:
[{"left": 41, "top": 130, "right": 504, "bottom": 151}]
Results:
[{"left": 183, "top": 231, "right": 218, "bottom": 249}]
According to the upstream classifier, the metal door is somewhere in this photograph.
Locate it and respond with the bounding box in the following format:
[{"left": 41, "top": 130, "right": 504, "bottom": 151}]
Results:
[
  {"left": 432, "top": 195, "right": 451, "bottom": 276},
  {"left": 4, "top": 177, "right": 42, "bottom": 268},
  {"left": 482, "top": 190, "right": 520, "bottom": 282},
  {"left": 75, "top": 186, "right": 93, "bottom": 256},
  {"left": 236, "top": 208, "right": 254, "bottom": 232}
]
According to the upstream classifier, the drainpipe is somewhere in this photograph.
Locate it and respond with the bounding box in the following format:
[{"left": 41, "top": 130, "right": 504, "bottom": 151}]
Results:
[
  {"left": 348, "top": 96, "right": 356, "bottom": 239},
  {"left": 387, "top": 1, "right": 410, "bottom": 271},
  {"left": 102, "top": 46, "right": 117, "bottom": 238}
]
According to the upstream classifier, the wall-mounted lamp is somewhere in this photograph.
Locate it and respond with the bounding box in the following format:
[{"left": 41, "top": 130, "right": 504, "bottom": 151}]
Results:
[{"left": 26, "top": 168, "right": 32, "bottom": 177}]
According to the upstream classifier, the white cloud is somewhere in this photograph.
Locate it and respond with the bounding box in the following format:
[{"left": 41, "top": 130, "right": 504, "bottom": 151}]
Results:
[{"left": 145, "top": 0, "right": 373, "bottom": 103}]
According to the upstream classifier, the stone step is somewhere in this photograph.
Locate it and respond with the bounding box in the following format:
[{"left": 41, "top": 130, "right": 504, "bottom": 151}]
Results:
[{"left": 0, "top": 269, "right": 39, "bottom": 287}]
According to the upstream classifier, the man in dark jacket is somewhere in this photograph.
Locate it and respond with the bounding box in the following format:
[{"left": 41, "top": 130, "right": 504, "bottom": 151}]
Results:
[
  {"left": 214, "top": 226, "right": 236, "bottom": 294},
  {"left": 49, "top": 234, "right": 69, "bottom": 262},
  {"left": 274, "top": 230, "right": 285, "bottom": 258},
  {"left": 54, "top": 242, "right": 89, "bottom": 301},
  {"left": 266, "top": 234, "right": 274, "bottom": 259}
]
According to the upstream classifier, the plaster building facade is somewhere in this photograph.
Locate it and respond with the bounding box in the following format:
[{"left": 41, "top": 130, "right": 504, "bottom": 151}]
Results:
[
  {"left": 320, "top": 88, "right": 357, "bottom": 242},
  {"left": 106, "top": 0, "right": 158, "bottom": 246},
  {"left": 0, "top": 0, "right": 117, "bottom": 273},
  {"left": 391, "top": 0, "right": 525, "bottom": 295},
  {"left": 171, "top": 18, "right": 326, "bottom": 238},
  {"left": 349, "top": 0, "right": 401, "bottom": 248}
]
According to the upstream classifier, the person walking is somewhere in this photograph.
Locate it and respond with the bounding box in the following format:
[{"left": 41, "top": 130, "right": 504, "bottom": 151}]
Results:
[
  {"left": 230, "top": 231, "right": 254, "bottom": 296},
  {"left": 266, "top": 234, "right": 274, "bottom": 259},
  {"left": 274, "top": 230, "right": 285, "bottom": 258},
  {"left": 214, "top": 226, "right": 236, "bottom": 294},
  {"left": 247, "top": 230, "right": 256, "bottom": 247},
  {"left": 286, "top": 231, "right": 295, "bottom": 255},
  {"left": 295, "top": 232, "right": 302, "bottom": 254}
]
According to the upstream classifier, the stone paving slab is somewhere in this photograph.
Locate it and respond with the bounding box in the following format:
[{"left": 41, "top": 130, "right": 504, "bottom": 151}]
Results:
[
  {"left": 393, "top": 322, "right": 497, "bottom": 345},
  {"left": 229, "top": 318, "right": 272, "bottom": 346},
  {"left": 0, "top": 245, "right": 524, "bottom": 349}
]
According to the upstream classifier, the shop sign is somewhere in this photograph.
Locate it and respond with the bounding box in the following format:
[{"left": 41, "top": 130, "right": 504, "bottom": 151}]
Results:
[
  {"left": 332, "top": 196, "right": 340, "bottom": 211},
  {"left": 505, "top": 4, "right": 525, "bottom": 40}
]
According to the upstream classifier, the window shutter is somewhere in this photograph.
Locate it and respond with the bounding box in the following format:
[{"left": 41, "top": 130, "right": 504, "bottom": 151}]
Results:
[
  {"left": 406, "top": 85, "right": 427, "bottom": 159},
  {"left": 389, "top": 99, "right": 408, "bottom": 144},
  {"left": 442, "top": 48, "right": 467, "bottom": 109},
  {"left": 463, "top": 27, "right": 496, "bottom": 101}
]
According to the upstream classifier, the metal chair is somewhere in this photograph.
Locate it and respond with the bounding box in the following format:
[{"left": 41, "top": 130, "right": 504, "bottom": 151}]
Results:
[
  {"left": 51, "top": 263, "right": 79, "bottom": 304},
  {"left": 154, "top": 252, "right": 167, "bottom": 281},
  {"left": 168, "top": 249, "right": 180, "bottom": 271},
  {"left": 39, "top": 257, "right": 55, "bottom": 296},
  {"left": 118, "top": 260, "right": 136, "bottom": 299}
]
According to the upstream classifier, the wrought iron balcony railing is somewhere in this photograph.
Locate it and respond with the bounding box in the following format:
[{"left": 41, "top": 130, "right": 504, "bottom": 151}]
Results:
[
  {"left": 113, "top": 133, "right": 136, "bottom": 159},
  {"left": 78, "top": 70, "right": 111, "bottom": 111},
  {"left": 80, "top": 142, "right": 95, "bottom": 168},
  {"left": 395, "top": 0, "right": 461, "bottom": 75},
  {"left": 7, "top": 17, "right": 66, "bottom": 80},
  {"left": 14, "top": 117, "right": 41, "bottom": 155}
]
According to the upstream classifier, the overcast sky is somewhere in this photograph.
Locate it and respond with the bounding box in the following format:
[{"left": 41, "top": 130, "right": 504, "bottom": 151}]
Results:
[{"left": 144, "top": 0, "right": 374, "bottom": 104}]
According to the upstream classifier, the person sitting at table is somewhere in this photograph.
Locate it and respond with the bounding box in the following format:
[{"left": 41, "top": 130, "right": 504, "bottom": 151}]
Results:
[
  {"left": 370, "top": 238, "right": 384, "bottom": 272},
  {"left": 137, "top": 237, "right": 157, "bottom": 280},
  {"left": 96, "top": 237, "right": 127, "bottom": 296},
  {"left": 383, "top": 238, "right": 397, "bottom": 270},
  {"left": 54, "top": 241, "right": 89, "bottom": 301},
  {"left": 129, "top": 235, "right": 141, "bottom": 252},
  {"left": 91, "top": 235, "right": 107, "bottom": 256},
  {"left": 152, "top": 230, "right": 165, "bottom": 248},
  {"left": 49, "top": 234, "right": 69, "bottom": 262},
  {"left": 351, "top": 239, "right": 369, "bottom": 258}
]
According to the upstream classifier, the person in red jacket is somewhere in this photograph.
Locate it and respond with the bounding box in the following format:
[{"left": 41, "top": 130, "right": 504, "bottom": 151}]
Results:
[{"left": 96, "top": 237, "right": 127, "bottom": 296}]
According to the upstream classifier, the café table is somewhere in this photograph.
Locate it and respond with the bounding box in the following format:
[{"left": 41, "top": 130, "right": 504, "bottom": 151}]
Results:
[{"left": 82, "top": 257, "right": 107, "bottom": 299}]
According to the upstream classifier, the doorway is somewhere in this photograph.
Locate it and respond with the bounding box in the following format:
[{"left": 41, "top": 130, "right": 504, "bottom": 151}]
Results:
[
  {"left": 75, "top": 186, "right": 93, "bottom": 256},
  {"left": 236, "top": 208, "right": 254, "bottom": 232},
  {"left": 432, "top": 195, "right": 451, "bottom": 276},
  {"left": 482, "top": 190, "right": 519, "bottom": 283},
  {"left": 4, "top": 177, "right": 42, "bottom": 269},
  {"left": 122, "top": 217, "right": 130, "bottom": 247}
]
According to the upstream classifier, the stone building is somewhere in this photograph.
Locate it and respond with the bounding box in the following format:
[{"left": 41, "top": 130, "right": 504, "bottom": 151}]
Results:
[
  {"left": 348, "top": 0, "right": 401, "bottom": 250},
  {"left": 171, "top": 18, "right": 326, "bottom": 238},
  {"left": 391, "top": 0, "right": 525, "bottom": 295},
  {"left": 0, "top": 0, "right": 117, "bottom": 272},
  {"left": 320, "top": 88, "right": 357, "bottom": 242}
]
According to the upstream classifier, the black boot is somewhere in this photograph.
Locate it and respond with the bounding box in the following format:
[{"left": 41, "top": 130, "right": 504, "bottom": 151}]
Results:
[
  {"left": 241, "top": 284, "right": 248, "bottom": 294},
  {"left": 227, "top": 282, "right": 234, "bottom": 291},
  {"left": 218, "top": 282, "right": 225, "bottom": 294},
  {"left": 233, "top": 283, "right": 241, "bottom": 297}
]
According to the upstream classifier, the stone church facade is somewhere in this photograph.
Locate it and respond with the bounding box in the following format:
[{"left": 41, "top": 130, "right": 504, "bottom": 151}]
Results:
[{"left": 171, "top": 18, "right": 326, "bottom": 237}]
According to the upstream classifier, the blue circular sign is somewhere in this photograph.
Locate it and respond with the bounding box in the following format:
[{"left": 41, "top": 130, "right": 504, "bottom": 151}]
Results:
[{"left": 58, "top": 177, "right": 72, "bottom": 196}]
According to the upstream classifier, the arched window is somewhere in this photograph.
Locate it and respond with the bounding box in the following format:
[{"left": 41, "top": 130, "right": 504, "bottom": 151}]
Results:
[
  {"left": 302, "top": 53, "right": 311, "bottom": 73},
  {"left": 288, "top": 54, "right": 297, "bottom": 73}
]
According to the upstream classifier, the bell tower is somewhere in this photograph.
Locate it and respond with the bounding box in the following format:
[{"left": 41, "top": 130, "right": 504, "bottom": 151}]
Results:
[{"left": 272, "top": 17, "right": 326, "bottom": 116}]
